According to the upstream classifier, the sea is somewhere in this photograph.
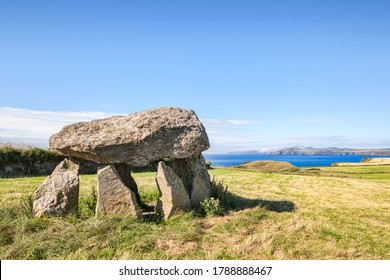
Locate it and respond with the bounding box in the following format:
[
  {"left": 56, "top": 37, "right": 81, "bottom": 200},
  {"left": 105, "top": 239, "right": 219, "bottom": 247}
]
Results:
[{"left": 203, "top": 154, "right": 382, "bottom": 168}]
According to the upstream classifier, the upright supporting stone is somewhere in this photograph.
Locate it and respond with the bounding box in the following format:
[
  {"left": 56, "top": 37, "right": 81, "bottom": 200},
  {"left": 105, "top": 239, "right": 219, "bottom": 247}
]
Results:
[
  {"left": 172, "top": 153, "right": 212, "bottom": 208},
  {"left": 114, "top": 163, "right": 141, "bottom": 206},
  {"left": 191, "top": 176, "right": 212, "bottom": 208},
  {"left": 33, "top": 158, "right": 80, "bottom": 217},
  {"left": 156, "top": 162, "right": 192, "bottom": 219},
  {"left": 189, "top": 153, "right": 211, "bottom": 184},
  {"left": 189, "top": 153, "right": 212, "bottom": 207},
  {"left": 96, "top": 165, "right": 142, "bottom": 219}
]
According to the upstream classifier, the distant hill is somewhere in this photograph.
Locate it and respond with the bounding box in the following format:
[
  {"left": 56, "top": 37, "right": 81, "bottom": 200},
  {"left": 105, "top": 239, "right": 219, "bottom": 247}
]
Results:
[
  {"left": 234, "top": 146, "right": 390, "bottom": 156},
  {"left": 237, "top": 160, "right": 299, "bottom": 172}
]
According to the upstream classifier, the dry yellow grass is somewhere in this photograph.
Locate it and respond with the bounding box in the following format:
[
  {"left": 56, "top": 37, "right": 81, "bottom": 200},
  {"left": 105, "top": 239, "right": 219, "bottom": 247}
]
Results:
[
  {"left": 362, "top": 158, "right": 390, "bottom": 164},
  {"left": 333, "top": 157, "right": 390, "bottom": 166},
  {"left": 200, "top": 168, "right": 390, "bottom": 259},
  {"left": 1, "top": 165, "right": 389, "bottom": 260}
]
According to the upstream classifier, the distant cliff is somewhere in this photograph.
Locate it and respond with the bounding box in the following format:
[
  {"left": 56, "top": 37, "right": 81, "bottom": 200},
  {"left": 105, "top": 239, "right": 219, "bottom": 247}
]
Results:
[{"left": 235, "top": 146, "right": 390, "bottom": 156}]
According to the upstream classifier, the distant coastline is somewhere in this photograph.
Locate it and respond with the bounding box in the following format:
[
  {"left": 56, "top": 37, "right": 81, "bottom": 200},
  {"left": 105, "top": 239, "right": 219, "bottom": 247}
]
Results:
[
  {"left": 204, "top": 154, "right": 389, "bottom": 168},
  {"left": 3, "top": 143, "right": 390, "bottom": 156}
]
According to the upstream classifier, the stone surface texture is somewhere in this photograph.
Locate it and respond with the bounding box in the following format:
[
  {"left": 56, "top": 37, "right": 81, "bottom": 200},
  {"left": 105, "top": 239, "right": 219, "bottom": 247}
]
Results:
[
  {"left": 33, "top": 158, "right": 80, "bottom": 217},
  {"left": 114, "top": 163, "right": 141, "bottom": 205},
  {"left": 49, "top": 107, "right": 210, "bottom": 166},
  {"left": 96, "top": 165, "right": 142, "bottom": 219},
  {"left": 191, "top": 176, "right": 212, "bottom": 208},
  {"left": 172, "top": 153, "right": 212, "bottom": 206},
  {"left": 156, "top": 162, "right": 192, "bottom": 219}
]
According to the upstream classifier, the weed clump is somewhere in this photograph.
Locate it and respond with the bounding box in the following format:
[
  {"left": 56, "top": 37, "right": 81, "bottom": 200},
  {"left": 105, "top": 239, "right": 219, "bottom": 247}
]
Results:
[
  {"left": 200, "top": 197, "right": 225, "bottom": 217},
  {"left": 197, "top": 177, "right": 231, "bottom": 217}
]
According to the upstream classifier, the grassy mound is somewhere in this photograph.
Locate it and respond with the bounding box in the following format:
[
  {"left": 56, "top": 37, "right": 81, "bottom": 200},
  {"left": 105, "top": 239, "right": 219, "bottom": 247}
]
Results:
[
  {"left": 361, "top": 158, "right": 390, "bottom": 164},
  {"left": 332, "top": 157, "right": 390, "bottom": 167},
  {"left": 238, "top": 160, "right": 299, "bottom": 173}
]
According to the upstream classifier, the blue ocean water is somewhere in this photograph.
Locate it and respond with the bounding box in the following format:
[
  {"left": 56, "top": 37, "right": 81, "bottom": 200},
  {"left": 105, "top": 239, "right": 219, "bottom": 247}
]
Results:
[{"left": 204, "top": 154, "right": 380, "bottom": 168}]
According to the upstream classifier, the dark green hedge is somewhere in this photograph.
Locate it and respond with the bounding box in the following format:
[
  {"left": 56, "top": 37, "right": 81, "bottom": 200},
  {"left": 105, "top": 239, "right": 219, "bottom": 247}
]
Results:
[
  {"left": 0, "top": 147, "right": 65, "bottom": 177},
  {"left": 0, "top": 147, "right": 64, "bottom": 168}
]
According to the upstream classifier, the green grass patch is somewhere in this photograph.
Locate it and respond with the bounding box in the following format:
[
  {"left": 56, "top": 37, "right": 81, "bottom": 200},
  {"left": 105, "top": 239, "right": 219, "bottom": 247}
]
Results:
[{"left": 298, "top": 165, "right": 390, "bottom": 180}]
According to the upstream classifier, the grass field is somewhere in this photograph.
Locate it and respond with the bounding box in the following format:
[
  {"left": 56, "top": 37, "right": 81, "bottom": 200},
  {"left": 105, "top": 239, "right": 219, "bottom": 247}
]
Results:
[{"left": 1, "top": 165, "right": 389, "bottom": 260}]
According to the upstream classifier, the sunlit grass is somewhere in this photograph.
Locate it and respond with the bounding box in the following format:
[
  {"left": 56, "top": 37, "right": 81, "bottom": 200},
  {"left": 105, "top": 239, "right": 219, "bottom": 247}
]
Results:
[{"left": 1, "top": 165, "right": 389, "bottom": 259}]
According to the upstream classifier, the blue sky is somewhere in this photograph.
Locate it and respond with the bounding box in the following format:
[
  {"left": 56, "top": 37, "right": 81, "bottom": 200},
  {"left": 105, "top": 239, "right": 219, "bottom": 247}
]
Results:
[{"left": 1, "top": 0, "right": 389, "bottom": 153}]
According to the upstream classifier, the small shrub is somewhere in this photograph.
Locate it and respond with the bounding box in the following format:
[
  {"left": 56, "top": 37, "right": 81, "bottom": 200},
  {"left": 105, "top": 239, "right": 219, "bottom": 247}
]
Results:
[
  {"left": 79, "top": 186, "right": 98, "bottom": 217},
  {"left": 85, "top": 187, "right": 97, "bottom": 212},
  {"left": 211, "top": 177, "right": 229, "bottom": 205},
  {"left": 200, "top": 197, "right": 225, "bottom": 217},
  {"left": 210, "top": 177, "right": 243, "bottom": 210}
]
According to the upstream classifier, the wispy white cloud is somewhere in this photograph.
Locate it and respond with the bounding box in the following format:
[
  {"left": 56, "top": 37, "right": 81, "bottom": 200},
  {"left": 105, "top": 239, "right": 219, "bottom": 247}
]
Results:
[{"left": 0, "top": 107, "right": 114, "bottom": 146}]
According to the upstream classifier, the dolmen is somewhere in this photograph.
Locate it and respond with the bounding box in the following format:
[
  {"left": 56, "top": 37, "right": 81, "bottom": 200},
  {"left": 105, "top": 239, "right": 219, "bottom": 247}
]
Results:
[{"left": 33, "top": 107, "right": 212, "bottom": 219}]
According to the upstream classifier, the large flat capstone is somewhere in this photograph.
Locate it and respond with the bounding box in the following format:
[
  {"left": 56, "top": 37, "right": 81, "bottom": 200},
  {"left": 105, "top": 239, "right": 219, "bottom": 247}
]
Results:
[{"left": 49, "top": 107, "right": 209, "bottom": 166}]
